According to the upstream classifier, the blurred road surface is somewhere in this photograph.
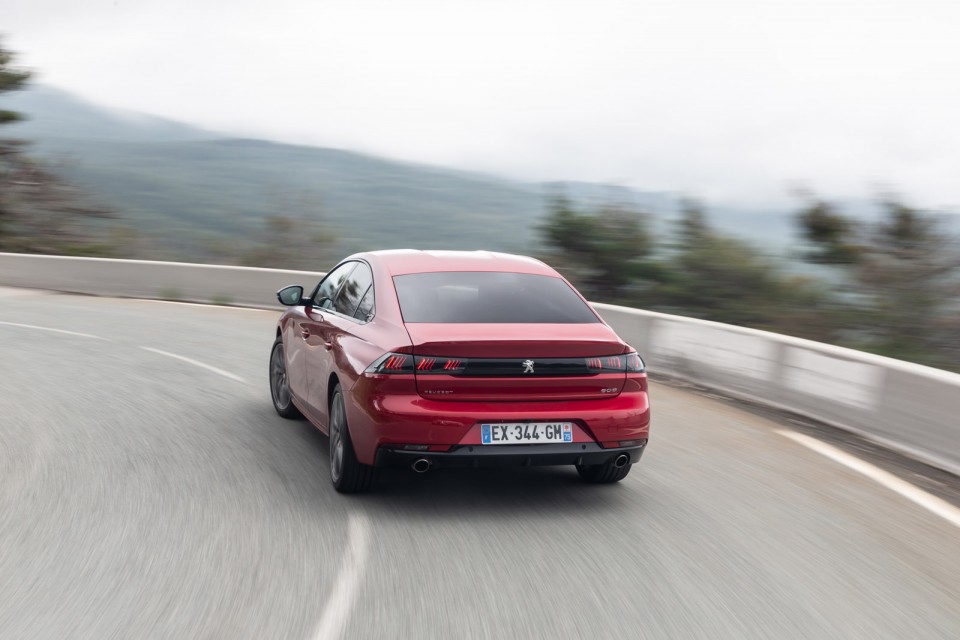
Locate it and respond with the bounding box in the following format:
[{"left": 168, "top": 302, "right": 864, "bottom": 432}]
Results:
[{"left": 1, "top": 288, "right": 958, "bottom": 639}]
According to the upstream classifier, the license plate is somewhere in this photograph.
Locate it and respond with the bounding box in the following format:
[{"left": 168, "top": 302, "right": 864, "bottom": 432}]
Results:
[{"left": 480, "top": 422, "right": 574, "bottom": 445}]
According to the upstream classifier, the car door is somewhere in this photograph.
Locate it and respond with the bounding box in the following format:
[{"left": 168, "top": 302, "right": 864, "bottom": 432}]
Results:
[
  {"left": 304, "top": 261, "right": 375, "bottom": 425},
  {"left": 283, "top": 303, "right": 311, "bottom": 403},
  {"left": 295, "top": 262, "right": 357, "bottom": 419}
]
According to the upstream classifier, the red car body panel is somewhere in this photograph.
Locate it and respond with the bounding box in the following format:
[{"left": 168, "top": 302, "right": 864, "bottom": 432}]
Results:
[
  {"left": 340, "top": 377, "right": 650, "bottom": 465},
  {"left": 276, "top": 250, "right": 650, "bottom": 468},
  {"left": 403, "top": 323, "right": 625, "bottom": 358}
]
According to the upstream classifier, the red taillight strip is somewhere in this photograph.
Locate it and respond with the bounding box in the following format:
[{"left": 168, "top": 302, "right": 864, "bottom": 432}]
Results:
[
  {"left": 408, "top": 356, "right": 468, "bottom": 374},
  {"left": 365, "top": 352, "right": 416, "bottom": 374},
  {"left": 585, "top": 352, "right": 645, "bottom": 373},
  {"left": 384, "top": 354, "right": 409, "bottom": 370},
  {"left": 368, "top": 353, "right": 645, "bottom": 376}
]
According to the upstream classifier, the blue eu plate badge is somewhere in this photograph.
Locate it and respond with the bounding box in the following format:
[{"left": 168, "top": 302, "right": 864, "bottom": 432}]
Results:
[{"left": 480, "top": 422, "right": 575, "bottom": 445}]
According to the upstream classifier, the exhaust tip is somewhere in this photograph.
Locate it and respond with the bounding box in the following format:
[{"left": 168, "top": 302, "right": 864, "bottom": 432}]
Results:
[
  {"left": 412, "top": 458, "right": 431, "bottom": 473},
  {"left": 613, "top": 454, "right": 630, "bottom": 468}
]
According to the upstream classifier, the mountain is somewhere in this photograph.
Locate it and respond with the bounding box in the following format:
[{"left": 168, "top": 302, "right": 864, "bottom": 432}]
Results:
[
  {"left": 5, "top": 85, "right": 218, "bottom": 143},
  {"left": 3, "top": 85, "right": 813, "bottom": 263},
  {"left": 5, "top": 86, "right": 564, "bottom": 260}
]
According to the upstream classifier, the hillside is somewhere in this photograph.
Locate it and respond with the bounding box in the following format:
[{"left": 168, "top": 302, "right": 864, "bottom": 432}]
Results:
[
  {"left": 5, "top": 87, "right": 558, "bottom": 261},
  {"left": 6, "top": 85, "right": 219, "bottom": 143},
  {"left": 24, "top": 135, "right": 553, "bottom": 258},
  {"left": 4, "top": 85, "right": 811, "bottom": 264}
]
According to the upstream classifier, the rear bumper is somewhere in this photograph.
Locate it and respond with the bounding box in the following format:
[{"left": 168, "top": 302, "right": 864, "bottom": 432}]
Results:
[
  {"left": 346, "top": 375, "right": 651, "bottom": 465},
  {"left": 374, "top": 440, "right": 648, "bottom": 469}
]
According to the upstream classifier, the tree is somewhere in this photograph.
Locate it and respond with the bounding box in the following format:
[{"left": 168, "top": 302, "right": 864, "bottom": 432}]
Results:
[
  {"left": 537, "top": 195, "right": 835, "bottom": 341},
  {"left": 240, "top": 189, "right": 339, "bottom": 270},
  {"left": 877, "top": 197, "right": 934, "bottom": 258},
  {"left": 0, "top": 39, "right": 121, "bottom": 256},
  {"left": 0, "top": 39, "right": 30, "bottom": 238},
  {"left": 675, "top": 198, "right": 710, "bottom": 248},
  {"left": 795, "top": 194, "right": 960, "bottom": 369},
  {"left": 537, "top": 195, "right": 655, "bottom": 301},
  {"left": 796, "top": 196, "right": 862, "bottom": 264},
  {"left": 0, "top": 42, "right": 30, "bottom": 125},
  {"left": 655, "top": 202, "right": 834, "bottom": 338}
]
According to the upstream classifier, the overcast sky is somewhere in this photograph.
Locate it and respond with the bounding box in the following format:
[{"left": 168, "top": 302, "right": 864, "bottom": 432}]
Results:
[{"left": 5, "top": 0, "right": 960, "bottom": 209}]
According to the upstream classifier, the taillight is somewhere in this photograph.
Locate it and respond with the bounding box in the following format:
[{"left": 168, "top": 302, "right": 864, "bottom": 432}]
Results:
[
  {"left": 365, "top": 352, "right": 414, "bottom": 374},
  {"left": 625, "top": 352, "right": 645, "bottom": 372},
  {"left": 413, "top": 355, "right": 467, "bottom": 374},
  {"left": 585, "top": 352, "right": 645, "bottom": 373},
  {"left": 365, "top": 353, "right": 468, "bottom": 374},
  {"left": 367, "top": 352, "right": 644, "bottom": 375}
]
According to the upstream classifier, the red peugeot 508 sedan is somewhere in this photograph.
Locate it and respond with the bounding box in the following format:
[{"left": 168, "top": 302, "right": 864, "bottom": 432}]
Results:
[{"left": 269, "top": 250, "right": 650, "bottom": 493}]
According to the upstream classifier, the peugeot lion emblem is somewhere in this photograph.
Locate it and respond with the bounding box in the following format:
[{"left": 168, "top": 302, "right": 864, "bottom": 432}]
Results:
[{"left": 522, "top": 359, "right": 535, "bottom": 374}]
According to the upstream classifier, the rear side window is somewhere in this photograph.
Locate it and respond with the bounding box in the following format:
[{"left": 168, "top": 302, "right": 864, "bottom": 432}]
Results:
[
  {"left": 393, "top": 271, "right": 599, "bottom": 323},
  {"left": 314, "top": 262, "right": 357, "bottom": 309},
  {"left": 334, "top": 262, "right": 374, "bottom": 317},
  {"left": 354, "top": 287, "right": 374, "bottom": 321}
]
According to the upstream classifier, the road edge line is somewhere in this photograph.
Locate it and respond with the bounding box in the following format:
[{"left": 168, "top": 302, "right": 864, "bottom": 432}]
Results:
[
  {"left": 777, "top": 429, "right": 960, "bottom": 529},
  {"left": 0, "top": 320, "right": 105, "bottom": 340},
  {"left": 311, "top": 512, "right": 371, "bottom": 640},
  {"left": 140, "top": 346, "right": 246, "bottom": 383}
]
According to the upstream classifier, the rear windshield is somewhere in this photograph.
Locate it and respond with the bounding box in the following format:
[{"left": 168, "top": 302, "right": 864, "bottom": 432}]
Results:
[{"left": 393, "top": 271, "right": 599, "bottom": 323}]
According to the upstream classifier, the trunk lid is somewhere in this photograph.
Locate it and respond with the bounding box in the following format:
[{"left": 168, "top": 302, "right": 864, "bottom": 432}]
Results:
[{"left": 405, "top": 323, "right": 628, "bottom": 401}]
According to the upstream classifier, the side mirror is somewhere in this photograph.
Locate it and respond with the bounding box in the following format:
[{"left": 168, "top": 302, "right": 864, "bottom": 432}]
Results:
[{"left": 277, "top": 285, "right": 304, "bottom": 306}]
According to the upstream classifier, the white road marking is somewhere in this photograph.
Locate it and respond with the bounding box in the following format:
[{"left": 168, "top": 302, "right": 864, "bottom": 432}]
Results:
[
  {"left": 0, "top": 320, "right": 105, "bottom": 340},
  {"left": 778, "top": 429, "right": 960, "bottom": 529},
  {"left": 311, "top": 512, "right": 371, "bottom": 640},
  {"left": 140, "top": 347, "right": 246, "bottom": 383}
]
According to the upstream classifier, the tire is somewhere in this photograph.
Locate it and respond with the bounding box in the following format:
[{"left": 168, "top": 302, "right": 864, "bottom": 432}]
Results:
[
  {"left": 269, "top": 337, "right": 302, "bottom": 419},
  {"left": 576, "top": 459, "right": 632, "bottom": 484},
  {"left": 328, "top": 385, "right": 375, "bottom": 493}
]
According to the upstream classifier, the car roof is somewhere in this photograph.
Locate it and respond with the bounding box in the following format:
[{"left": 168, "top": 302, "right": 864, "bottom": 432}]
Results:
[{"left": 353, "top": 249, "right": 558, "bottom": 277}]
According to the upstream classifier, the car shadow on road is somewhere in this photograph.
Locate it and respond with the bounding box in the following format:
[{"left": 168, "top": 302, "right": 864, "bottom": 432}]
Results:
[
  {"left": 257, "top": 408, "right": 644, "bottom": 520},
  {"left": 365, "top": 465, "right": 641, "bottom": 518},
  {"left": 348, "top": 449, "right": 641, "bottom": 521}
]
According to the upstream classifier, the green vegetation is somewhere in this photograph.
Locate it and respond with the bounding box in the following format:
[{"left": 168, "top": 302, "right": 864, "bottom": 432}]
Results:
[
  {"left": 537, "top": 196, "right": 657, "bottom": 300},
  {"left": 539, "top": 197, "right": 837, "bottom": 341},
  {"left": 539, "top": 196, "right": 960, "bottom": 372},
  {"left": 18, "top": 133, "right": 545, "bottom": 264},
  {"left": 158, "top": 287, "right": 183, "bottom": 301},
  {"left": 0, "top": 40, "right": 125, "bottom": 256},
  {"left": 7, "top": 83, "right": 811, "bottom": 266},
  {"left": 794, "top": 195, "right": 960, "bottom": 370},
  {"left": 3, "top": 42, "right": 958, "bottom": 372},
  {"left": 0, "top": 45, "right": 30, "bottom": 126}
]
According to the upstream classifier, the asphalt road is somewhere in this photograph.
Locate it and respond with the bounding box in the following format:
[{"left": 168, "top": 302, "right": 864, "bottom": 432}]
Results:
[{"left": 1, "top": 287, "right": 958, "bottom": 639}]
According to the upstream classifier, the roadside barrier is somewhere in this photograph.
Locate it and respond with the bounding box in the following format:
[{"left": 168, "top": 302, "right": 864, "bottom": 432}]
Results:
[{"left": 3, "top": 252, "right": 958, "bottom": 475}]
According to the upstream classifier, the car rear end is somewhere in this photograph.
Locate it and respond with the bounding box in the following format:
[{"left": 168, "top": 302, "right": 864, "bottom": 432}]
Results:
[{"left": 344, "top": 266, "right": 650, "bottom": 475}]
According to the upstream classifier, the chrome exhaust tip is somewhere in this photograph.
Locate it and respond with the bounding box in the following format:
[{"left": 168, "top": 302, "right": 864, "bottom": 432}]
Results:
[
  {"left": 613, "top": 454, "right": 630, "bottom": 468},
  {"left": 412, "top": 458, "right": 431, "bottom": 473}
]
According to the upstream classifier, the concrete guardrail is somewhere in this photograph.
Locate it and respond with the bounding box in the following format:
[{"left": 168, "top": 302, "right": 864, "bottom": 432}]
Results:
[
  {"left": 0, "top": 252, "right": 317, "bottom": 309},
  {"left": 2, "top": 252, "right": 958, "bottom": 476}
]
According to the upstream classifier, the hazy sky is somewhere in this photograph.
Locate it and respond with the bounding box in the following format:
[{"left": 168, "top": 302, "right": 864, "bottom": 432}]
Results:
[{"left": 6, "top": 0, "right": 960, "bottom": 208}]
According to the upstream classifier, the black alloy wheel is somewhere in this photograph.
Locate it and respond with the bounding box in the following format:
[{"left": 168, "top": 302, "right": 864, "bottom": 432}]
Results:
[
  {"left": 328, "top": 385, "right": 375, "bottom": 493},
  {"left": 270, "top": 337, "right": 301, "bottom": 419}
]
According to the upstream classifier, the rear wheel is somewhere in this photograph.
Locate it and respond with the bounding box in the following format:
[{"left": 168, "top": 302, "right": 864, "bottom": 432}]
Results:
[
  {"left": 329, "top": 385, "right": 375, "bottom": 493},
  {"left": 576, "top": 458, "right": 632, "bottom": 483},
  {"left": 270, "top": 337, "right": 301, "bottom": 419}
]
